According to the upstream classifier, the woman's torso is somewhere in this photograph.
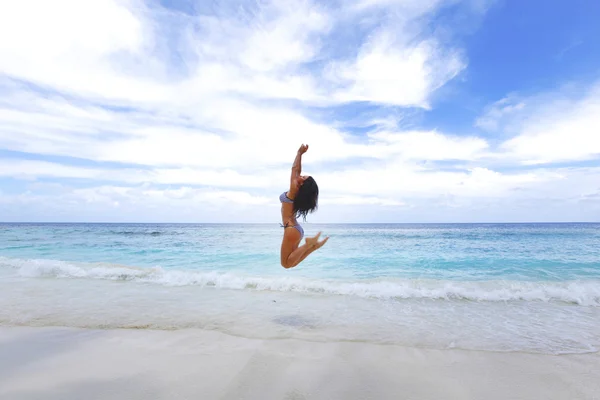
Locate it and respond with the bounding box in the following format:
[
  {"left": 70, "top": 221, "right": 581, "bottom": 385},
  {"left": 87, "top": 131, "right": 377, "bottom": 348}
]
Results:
[{"left": 280, "top": 192, "right": 298, "bottom": 226}]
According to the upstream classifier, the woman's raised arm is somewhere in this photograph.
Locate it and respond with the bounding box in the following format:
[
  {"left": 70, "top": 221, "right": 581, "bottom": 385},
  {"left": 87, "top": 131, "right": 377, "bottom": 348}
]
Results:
[{"left": 289, "top": 144, "right": 308, "bottom": 194}]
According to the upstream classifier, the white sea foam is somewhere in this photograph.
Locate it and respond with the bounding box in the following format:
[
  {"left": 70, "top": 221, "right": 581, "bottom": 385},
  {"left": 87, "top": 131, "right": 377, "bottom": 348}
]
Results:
[{"left": 2, "top": 256, "right": 600, "bottom": 306}]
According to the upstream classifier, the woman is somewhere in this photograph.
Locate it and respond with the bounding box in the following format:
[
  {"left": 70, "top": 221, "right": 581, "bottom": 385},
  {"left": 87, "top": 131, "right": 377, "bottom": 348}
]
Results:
[{"left": 280, "top": 144, "right": 328, "bottom": 269}]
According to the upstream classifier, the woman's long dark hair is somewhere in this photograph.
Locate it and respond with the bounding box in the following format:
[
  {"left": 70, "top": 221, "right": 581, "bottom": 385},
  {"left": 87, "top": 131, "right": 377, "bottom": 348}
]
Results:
[{"left": 293, "top": 176, "right": 319, "bottom": 221}]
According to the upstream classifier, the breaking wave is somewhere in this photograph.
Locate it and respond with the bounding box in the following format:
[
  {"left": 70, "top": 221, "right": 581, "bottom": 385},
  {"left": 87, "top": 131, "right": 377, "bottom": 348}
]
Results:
[{"left": 2, "top": 257, "right": 599, "bottom": 306}]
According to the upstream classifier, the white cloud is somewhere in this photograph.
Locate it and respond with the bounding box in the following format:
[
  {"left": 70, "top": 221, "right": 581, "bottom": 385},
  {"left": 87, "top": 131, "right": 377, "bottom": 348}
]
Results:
[
  {"left": 2, "top": 167, "right": 598, "bottom": 222},
  {"left": 317, "top": 164, "right": 557, "bottom": 200},
  {"left": 367, "top": 130, "right": 489, "bottom": 161},
  {"left": 0, "top": 0, "right": 467, "bottom": 107},
  {"left": 474, "top": 96, "right": 525, "bottom": 131},
  {"left": 475, "top": 83, "right": 600, "bottom": 165},
  {"left": 330, "top": 34, "right": 465, "bottom": 108},
  {"left": 1, "top": 0, "right": 599, "bottom": 222},
  {"left": 349, "top": 0, "right": 451, "bottom": 17},
  {"left": 0, "top": 159, "right": 274, "bottom": 188},
  {"left": 0, "top": 156, "right": 564, "bottom": 204},
  {"left": 320, "top": 195, "right": 405, "bottom": 206},
  {"left": 0, "top": 0, "right": 476, "bottom": 213},
  {"left": 0, "top": 160, "right": 111, "bottom": 181},
  {"left": 0, "top": 84, "right": 489, "bottom": 171},
  {"left": 0, "top": 0, "right": 165, "bottom": 103},
  {"left": 236, "top": 1, "right": 331, "bottom": 72},
  {"left": 501, "top": 90, "right": 600, "bottom": 165},
  {"left": 0, "top": 184, "right": 279, "bottom": 222}
]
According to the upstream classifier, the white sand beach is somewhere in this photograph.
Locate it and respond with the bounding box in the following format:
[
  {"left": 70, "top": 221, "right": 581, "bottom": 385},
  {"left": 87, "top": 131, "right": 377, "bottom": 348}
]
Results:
[{"left": 1, "top": 326, "right": 598, "bottom": 400}]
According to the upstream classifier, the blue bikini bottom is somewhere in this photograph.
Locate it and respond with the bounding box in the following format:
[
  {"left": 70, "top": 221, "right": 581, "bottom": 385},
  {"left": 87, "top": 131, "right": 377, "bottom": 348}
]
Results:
[{"left": 280, "top": 222, "right": 304, "bottom": 240}]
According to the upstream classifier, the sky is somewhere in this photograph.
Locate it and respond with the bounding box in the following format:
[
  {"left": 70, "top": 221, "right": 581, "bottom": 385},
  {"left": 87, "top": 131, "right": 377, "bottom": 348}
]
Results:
[{"left": 0, "top": 0, "right": 599, "bottom": 223}]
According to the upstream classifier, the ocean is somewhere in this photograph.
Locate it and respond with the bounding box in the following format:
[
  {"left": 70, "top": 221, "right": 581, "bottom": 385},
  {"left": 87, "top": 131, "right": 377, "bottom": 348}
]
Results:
[{"left": 1, "top": 222, "right": 599, "bottom": 355}]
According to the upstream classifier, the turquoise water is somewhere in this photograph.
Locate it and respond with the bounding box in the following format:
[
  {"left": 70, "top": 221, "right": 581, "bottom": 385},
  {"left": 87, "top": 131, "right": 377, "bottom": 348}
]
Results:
[{"left": 1, "top": 223, "right": 599, "bottom": 354}]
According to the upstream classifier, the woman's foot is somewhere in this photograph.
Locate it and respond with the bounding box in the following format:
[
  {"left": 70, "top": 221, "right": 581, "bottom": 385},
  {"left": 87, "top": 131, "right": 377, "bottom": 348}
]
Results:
[
  {"left": 313, "top": 236, "right": 329, "bottom": 249},
  {"left": 305, "top": 232, "right": 322, "bottom": 247},
  {"left": 305, "top": 232, "right": 329, "bottom": 249}
]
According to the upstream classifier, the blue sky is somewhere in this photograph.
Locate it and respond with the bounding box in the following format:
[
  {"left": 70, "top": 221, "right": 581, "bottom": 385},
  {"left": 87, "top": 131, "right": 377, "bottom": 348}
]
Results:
[{"left": 0, "top": 0, "right": 599, "bottom": 222}]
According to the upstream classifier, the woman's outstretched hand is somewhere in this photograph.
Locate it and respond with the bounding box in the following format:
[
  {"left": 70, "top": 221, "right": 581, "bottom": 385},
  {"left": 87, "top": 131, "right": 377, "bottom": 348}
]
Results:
[{"left": 298, "top": 144, "right": 309, "bottom": 154}]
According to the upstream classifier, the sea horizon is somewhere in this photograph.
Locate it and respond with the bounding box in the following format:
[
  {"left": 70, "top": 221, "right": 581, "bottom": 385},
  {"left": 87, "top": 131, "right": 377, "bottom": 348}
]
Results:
[{"left": 2, "top": 221, "right": 599, "bottom": 225}]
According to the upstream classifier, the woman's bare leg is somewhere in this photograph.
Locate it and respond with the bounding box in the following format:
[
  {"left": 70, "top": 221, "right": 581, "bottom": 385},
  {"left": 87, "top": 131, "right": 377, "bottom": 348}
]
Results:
[
  {"left": 281, "top": 232, "right": 329, "bottom": 269},
  {"left": 293, "top": 232, "right": 329, "bottom": 266},
  {"left": 293, "top": 237, "right": 328, "bottom": 266},
  {"left": 282, "top": 242, "right": 316, "bottom": 269}
]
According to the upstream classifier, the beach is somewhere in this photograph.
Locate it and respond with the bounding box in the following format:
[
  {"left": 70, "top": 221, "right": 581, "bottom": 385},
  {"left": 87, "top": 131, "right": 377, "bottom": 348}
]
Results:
[{"left": 2, "top": 326, "right": 599, "bottom": 400}]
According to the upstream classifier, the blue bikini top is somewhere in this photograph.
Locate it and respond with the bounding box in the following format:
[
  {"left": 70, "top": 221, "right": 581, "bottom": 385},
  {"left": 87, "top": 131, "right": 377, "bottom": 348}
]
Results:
[{"left": 279, "top": 192, "right": 294, "bottom": 204}]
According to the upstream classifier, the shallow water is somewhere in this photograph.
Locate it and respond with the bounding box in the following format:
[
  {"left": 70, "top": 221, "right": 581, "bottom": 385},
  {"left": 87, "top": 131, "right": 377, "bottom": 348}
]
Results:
[{"left": 1, "top": 223, "right": 599, "bottom": 354}]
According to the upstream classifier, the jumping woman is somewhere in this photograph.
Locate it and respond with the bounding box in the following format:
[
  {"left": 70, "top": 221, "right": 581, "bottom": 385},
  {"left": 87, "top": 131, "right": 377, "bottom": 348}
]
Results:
[{"left": 280, "top": 144, "right": 328, "bottom": 269}]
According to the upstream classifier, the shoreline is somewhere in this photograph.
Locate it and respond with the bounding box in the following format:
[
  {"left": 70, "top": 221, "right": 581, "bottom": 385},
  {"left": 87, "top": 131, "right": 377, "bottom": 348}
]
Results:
[{"left": 1, "top": 326, "right": 599, "bottom": 400}]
